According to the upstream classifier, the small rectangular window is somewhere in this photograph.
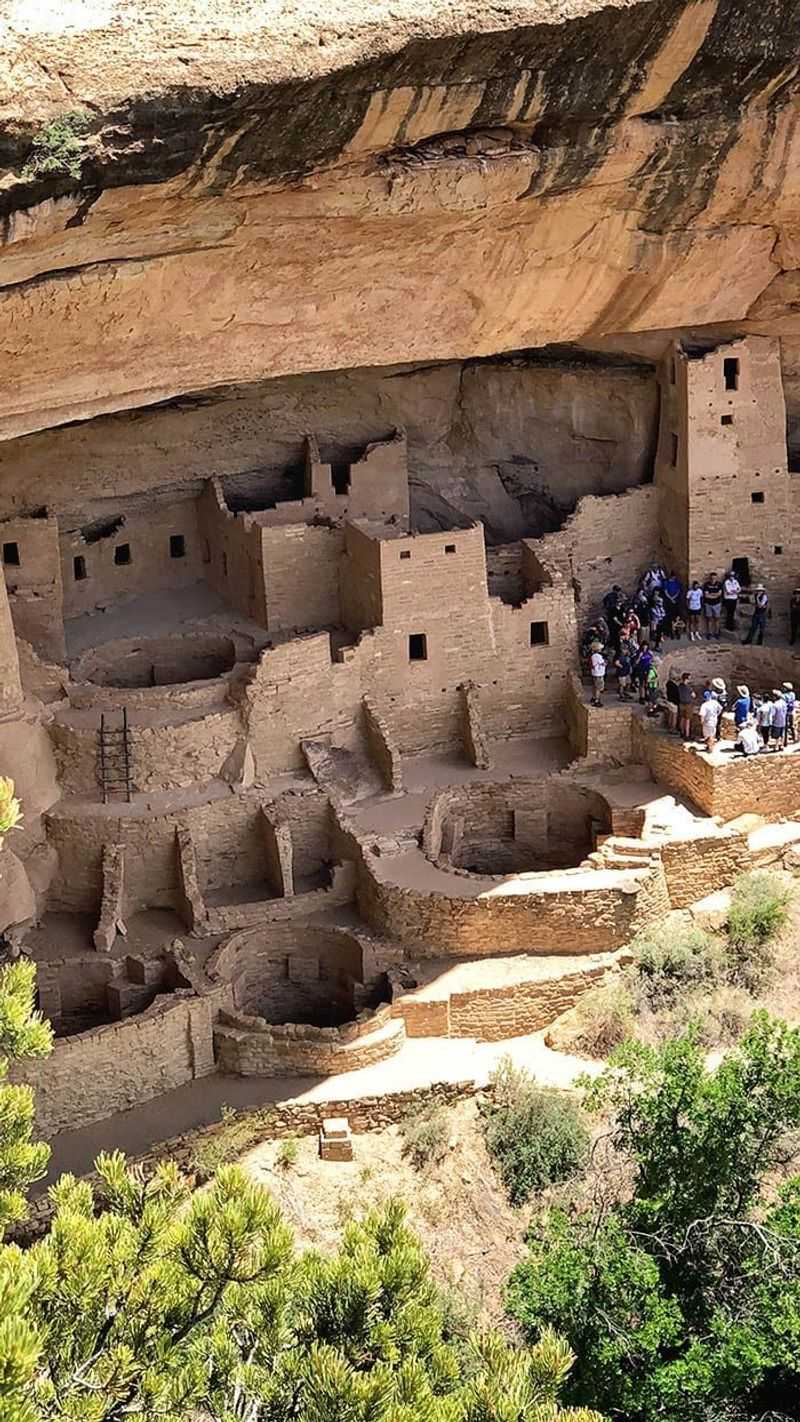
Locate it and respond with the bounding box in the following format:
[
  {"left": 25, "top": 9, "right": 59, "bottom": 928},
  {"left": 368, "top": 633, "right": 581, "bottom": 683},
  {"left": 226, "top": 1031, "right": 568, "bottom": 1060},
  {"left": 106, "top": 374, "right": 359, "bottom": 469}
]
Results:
[
  {"left": 530, "top": 621, "right": 549, "bottom": 646},
  {"left": 670, "top": 433, "right": 679, "bottom": 467},
  {"left": 408, "top": 633, "right": 427, "bottom": 661},
  {"left": 331, "top": 462, "right": 351, "bottom": 495},
  {"left": 73, "top": 555, "right": 87, "bottom": 581},
  {"left": 721, "top": 414, "right": 733, "bottom": 426},
  {"left": 114, "top": 543, "right": 131, "bottom": 565},
  {"left": 751, "top": 491, "right": 765, "bottom": 504},
  {"left": 400, "top": 550, "right": 411, "bottom": 561},
  {"left": 775, "top": 545, "right": 783, "bottom": 555},
  {"left": 724, "top": 357, "right": 739, "bottom": 391},
  {"left": 444, "top": 544, "right": 456, "bottom": 554},
  {"left": 2, "top": 541, "right": 19, "bottom": 566},
  {"left": 169, "top": 534, "right": 186, "bottom": 559}
]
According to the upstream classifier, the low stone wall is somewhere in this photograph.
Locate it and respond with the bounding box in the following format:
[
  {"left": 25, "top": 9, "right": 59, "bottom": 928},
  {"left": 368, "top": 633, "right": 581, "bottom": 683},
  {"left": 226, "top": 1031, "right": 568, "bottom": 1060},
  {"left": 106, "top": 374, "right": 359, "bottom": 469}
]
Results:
[
  {"left": 363, "top": 696, "right": 403, "bottom": 791},
  {"left": 565, "top": 674, "right": 634, "bottom": 762},
  {"left": 50, "top": 707, "right": 242, "bottom": 797},
  {"left": 70, "top": 634, "right": 238, "bottom": 690},
  {"left": 213, "top": 1003, "right": 405, "bottom": 1077},
  {"left": 660, "top": 829, "right": 752, "bottom": 909},
  {"left": 9, "top": 990, "right": 226, "bottom": 1137},
  {"left": 358, "top": 853, "right": 667, "bottom": 956},
  {"left": 392, "top": 959, "right": 611, "bottom": 1041},
  {"left": 13, "top": 1080, "right": 479, "bottom": 1243},
  {"left": 636, "top": 721, "right": 800, "bottom": 821}
]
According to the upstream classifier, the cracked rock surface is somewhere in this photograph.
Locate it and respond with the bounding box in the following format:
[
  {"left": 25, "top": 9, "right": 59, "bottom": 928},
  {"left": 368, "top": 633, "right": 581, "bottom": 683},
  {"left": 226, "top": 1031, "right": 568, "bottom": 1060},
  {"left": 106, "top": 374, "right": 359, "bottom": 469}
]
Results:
[{"left": 1, "top": 0, "right": 799, "bottom": 438}]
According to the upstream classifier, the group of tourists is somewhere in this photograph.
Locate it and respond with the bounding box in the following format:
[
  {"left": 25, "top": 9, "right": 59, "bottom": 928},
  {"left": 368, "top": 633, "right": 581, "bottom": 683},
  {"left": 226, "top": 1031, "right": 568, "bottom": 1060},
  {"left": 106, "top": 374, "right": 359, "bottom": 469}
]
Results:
[
  {"left": 588, "top": 565, "right": 772, "bottom": 657},
  {"left": 662, "top": 674, "right": 796, "bottom": 754},
  {"left": 583, "top": 565, "right": 779, "bottom": 709}
]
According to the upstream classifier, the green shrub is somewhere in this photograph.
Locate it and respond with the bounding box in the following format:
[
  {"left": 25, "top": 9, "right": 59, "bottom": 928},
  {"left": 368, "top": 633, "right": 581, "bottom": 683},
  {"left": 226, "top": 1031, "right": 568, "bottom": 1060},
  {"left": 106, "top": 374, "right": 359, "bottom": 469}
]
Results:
[
  {"left": 726, "top": 871, "right": 792, "bottom": 988},
  {"left": 399, "top": 1104, "right": 450, "bottom": 1168},
  {"left": 555, "top": 980, "right": 635, "bottom": 1059},
  {"left": 276, "top": 1137, "right": 299, "bottom": 1169},
  {"left": 22, "top": 111, "right": 91, "bottom": 180},
  {"left": 633, "top": 921, "right": 722, "bottom": 1010},
  {"left": 481, "top": 1058, "right": 589, "bottom": 1206}
]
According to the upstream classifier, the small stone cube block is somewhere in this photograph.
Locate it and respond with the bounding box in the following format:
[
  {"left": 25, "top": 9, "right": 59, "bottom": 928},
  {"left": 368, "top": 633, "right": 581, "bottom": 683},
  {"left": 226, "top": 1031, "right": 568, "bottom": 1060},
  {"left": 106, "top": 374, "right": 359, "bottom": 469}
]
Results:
[{"left": 319, "top": 1117, "right": 353, "bottom": 1161}]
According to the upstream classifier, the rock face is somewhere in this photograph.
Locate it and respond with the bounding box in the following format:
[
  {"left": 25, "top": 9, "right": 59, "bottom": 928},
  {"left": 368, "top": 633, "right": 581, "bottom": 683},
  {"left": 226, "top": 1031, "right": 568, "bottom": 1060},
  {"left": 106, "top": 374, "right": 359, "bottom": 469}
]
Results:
[
  {"left": 1, "top": 0, "right": 799, "bottom": 439},
  {"left": 0, "top": 351, "right": 658, "bottom": 538}
]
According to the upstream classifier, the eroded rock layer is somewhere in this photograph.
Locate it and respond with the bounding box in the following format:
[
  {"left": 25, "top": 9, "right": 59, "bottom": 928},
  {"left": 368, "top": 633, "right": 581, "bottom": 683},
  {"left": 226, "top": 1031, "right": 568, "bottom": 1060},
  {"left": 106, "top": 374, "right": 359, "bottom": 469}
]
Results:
[{"left": 1, "top": 0, "right": 800, "bottom": 436}]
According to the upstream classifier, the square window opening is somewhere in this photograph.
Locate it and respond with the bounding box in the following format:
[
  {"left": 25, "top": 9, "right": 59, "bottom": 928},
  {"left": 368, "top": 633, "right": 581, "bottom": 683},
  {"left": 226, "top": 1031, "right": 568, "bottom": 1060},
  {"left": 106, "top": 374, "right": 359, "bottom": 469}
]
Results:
[
  {"left": 73, "top": 555, "right": 87, "bottom": 582},
  {"left": 530, "top": 621, "right": 549, "bottom": 647},
  {"left": 331, "top": 462, "right": 351, "bottom": 496},
  {"left": 775, "top": 545, "right": 783, "bottom": 555},
  {"left": 721, "top": 414, "right": 733, "bottom": 426},
  {"left": 724, "top": 357, "right": 739, "bottom": 391},
  {"left": 751, "top": 491, "right": 765, "bottom": 504},
  {"left": 670, "top": 432, "right": 679, "bottom": 467},
  {"left": 114, "top": 543, "right": 131, "bottom": 566},
  {"left": 400, "top": 549, "right": 411, "bottom": 561},
  {"left": 444, "top": 543, "right": 456, "bottom": 554},
  {"left": 408, "top": 633, "right": 427, "bottom": 661},
  {"left": 169, "top": 534, "right": 186, "bottom": 559},
  {"left": 2, "top": 541, "right": 19, "bottom": 567}
]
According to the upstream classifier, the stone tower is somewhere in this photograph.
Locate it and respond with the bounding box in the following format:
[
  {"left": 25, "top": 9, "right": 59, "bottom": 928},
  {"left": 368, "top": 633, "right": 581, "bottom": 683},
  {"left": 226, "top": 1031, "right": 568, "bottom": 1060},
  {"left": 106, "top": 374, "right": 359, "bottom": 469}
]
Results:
[{"left": 655, "top": 335, "right": 795, "bottom": 617}]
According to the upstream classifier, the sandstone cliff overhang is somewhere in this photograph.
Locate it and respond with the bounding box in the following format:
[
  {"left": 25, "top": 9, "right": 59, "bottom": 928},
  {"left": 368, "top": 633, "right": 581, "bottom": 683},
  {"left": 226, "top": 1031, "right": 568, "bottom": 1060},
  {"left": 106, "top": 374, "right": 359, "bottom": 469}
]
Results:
[{"left": 1, "top": 0, "right": 799, "bottom": 436}]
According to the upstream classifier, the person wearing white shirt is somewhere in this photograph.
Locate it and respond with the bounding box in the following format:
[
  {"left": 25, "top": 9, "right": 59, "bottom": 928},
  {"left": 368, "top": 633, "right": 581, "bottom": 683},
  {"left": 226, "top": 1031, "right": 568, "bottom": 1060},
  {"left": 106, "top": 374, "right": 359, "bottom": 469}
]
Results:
[
  {"left": 736, "top": 718, "right": 761, "bottom": 756},
  {"left": 686, "top": 582, "right": 703, "bottom": 641},
  {"left": 722, "top": 571, "right": 741, "bottom": 632},
  {"left": 699, "top": 695, "right": 721, "bottom": 751},
  {"left": 590, "top": 650, "right": 606, "bottom": 707}
]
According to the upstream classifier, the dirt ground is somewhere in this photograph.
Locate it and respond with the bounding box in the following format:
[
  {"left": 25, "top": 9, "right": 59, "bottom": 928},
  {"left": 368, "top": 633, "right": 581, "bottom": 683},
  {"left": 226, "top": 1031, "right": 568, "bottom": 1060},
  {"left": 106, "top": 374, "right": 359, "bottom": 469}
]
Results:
[{"left": 236, "top": 1097, "right": 526, "bottom": 1328}]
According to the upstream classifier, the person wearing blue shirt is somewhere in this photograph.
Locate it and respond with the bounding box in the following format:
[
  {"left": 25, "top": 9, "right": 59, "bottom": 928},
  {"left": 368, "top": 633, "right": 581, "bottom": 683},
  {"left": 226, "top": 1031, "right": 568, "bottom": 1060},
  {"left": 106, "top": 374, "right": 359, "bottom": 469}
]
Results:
[
  {"left": 733, "top": 685, "right": 751, "bottom": 728},
  {"left": 662, "top": 572, "right": 682, "bottom": 637}
]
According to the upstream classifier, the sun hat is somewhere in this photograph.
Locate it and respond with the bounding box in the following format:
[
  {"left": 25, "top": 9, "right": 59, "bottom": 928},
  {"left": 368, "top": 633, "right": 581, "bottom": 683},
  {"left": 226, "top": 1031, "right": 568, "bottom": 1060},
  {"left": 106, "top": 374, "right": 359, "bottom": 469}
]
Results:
[
  {"left": 736, "top": 685, "right": 749, "bottom": 696},
  {"left": 783, "top": 681, "right": 794, "bottom": 691},
  {"left": 711, "top": 677, "right": 725, "bottom": 692}
]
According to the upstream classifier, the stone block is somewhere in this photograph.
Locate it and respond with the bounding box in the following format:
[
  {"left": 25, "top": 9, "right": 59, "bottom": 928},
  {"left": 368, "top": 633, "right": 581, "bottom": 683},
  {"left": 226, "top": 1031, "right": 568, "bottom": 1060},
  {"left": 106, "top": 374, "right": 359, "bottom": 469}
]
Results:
[{"left": 319, "top": 1116, "right": 353, "bottom": 1161}]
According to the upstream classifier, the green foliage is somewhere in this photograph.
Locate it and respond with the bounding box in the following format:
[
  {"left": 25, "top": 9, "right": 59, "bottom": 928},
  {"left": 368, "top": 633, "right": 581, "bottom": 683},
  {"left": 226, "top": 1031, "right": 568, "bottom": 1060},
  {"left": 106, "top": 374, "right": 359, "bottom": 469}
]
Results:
[
  {"left": 726, "top": 870, "right": 792, "bottom": 989},
  {"left": 0, "top": 961, "right": 52, "bottom": 1234},
  {"left": 507, "top": 1013, "right": 800, "bottom": 1420},
  {"left": 0, "top": 1184, "right": 604, "bottom": 1421},
  {"left": 276, "top": 1136, "right": 299, "bottom": 1169},
  {"left": 0, "top": 949, "right": 603, "bottom": 1421},
  {"left": 400, "top": 1103, "right": 450, "bottom": 1168},
  {"left": 482, "top": 1059, "right": 589, "bottom": 1206},
  {"left": 21, "top": 112, "right": 90, "bottom": 181},
  {"left": 632, "top": 921, "right": 722, "bottom": 1011},
  {"left": 0, "top": 776, "right": 22, "bottom": 839}
]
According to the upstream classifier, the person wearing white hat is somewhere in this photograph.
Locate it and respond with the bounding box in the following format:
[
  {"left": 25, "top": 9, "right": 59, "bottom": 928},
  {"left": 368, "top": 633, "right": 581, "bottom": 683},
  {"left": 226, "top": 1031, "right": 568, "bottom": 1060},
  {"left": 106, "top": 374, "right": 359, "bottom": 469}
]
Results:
[{"left": 743, "top": 585, "right": 769, "bottom": 645}]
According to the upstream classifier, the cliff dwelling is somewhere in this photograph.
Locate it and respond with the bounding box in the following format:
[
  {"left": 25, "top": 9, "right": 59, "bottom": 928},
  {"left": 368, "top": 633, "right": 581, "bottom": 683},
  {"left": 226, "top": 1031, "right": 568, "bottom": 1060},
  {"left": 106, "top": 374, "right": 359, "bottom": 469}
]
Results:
[{"left": 2, "top": 0, "right": 800, "bottom": 1148}]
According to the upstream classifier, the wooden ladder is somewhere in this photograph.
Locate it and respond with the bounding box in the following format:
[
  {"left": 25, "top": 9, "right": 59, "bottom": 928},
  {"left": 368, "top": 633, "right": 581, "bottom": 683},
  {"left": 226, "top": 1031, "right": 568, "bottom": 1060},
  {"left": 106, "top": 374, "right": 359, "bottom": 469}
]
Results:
[{"left": 99, "top": 708, "right": 133, "bottom": 803}]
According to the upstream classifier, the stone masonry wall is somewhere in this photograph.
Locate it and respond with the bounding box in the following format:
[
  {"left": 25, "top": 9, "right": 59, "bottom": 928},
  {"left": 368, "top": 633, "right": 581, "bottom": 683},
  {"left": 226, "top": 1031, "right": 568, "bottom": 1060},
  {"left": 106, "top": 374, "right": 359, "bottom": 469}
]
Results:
[
  {"left": 357, "top": 853, "right": 663, "bottom": 956},
  {"left": 9, "top": 990, "right": 225, "bottom": 1137},
  {"left": 446, "top": 958, "right": 609, "bottom": 1040},
  {"left": 1, "top": 513, "right": 65, "bottom": 661}
]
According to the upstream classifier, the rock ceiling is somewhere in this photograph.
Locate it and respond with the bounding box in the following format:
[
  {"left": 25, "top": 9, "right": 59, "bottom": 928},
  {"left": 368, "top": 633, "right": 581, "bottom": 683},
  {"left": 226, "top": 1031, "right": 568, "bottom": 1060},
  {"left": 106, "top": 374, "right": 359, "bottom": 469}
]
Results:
[{"left": 1, "top": 0, "right": 799, "bottom": 440}]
